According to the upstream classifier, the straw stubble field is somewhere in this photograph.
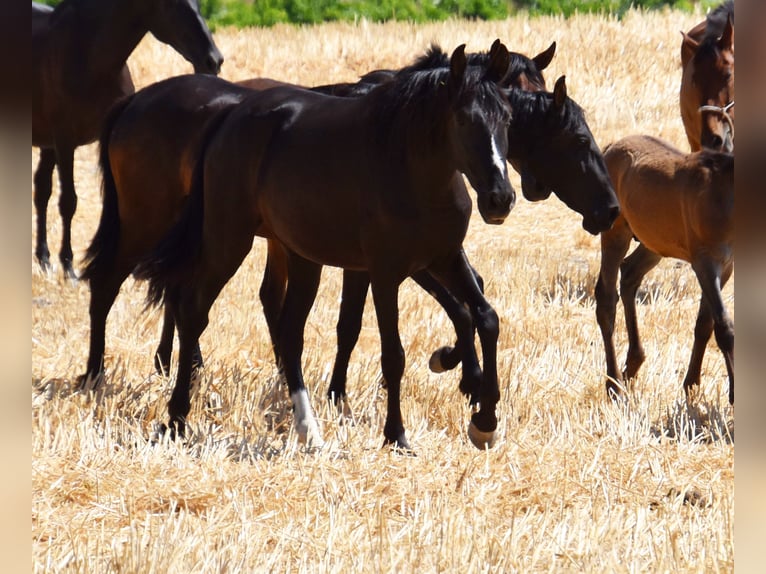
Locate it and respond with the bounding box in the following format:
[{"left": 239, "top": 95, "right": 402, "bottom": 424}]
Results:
[{"left": 32, "top": 9, "right": 734, "bottom": 572}]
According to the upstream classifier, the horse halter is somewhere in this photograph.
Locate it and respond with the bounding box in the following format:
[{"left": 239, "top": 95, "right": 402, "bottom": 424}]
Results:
[{"left": 698, "top": 100, "right": 735, "bottom": 139}]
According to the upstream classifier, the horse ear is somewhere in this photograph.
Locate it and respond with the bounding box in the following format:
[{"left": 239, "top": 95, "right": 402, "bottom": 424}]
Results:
[
  {"left": 680, "top": 32, "right": 699, "bottom": 68},
  {"left": 485, "top": 40, "right": 510, "bottom": 83},
  {"left": 449, "top": 44, "right": 467, "bottom": 83},
  {"left": 532, "top": 41, "right": 556, "bottom": 71},
  {"left": 719, "top": 15, "right": 734, "bottom": 51},
  {"left": 553, "top": 75, "right": 567, "bottom": 108}
]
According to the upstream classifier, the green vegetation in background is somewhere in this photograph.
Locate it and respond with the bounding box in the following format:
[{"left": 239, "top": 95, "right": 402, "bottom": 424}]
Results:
[{"left": 35, "top": 1, "right": 722, "bottom": 27}]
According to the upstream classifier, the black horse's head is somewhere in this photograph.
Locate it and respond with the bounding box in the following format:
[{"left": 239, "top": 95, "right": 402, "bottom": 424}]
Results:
[
  {"left": 148, "top": 0, "right": 223, "bottom": 75},
  {"left": 446, "top": 42, "right": 515, "bottom": 225},
  {"left": 505, "top": 77, "right": 619, "bottom": 234}
]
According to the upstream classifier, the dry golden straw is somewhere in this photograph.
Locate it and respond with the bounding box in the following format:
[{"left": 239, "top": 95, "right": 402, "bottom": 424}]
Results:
[{"left": 33, "top": 9, "right": 733, "bottom": 572}]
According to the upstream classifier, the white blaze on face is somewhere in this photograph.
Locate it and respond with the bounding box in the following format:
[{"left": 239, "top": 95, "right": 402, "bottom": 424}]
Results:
[
  {"left": 490, "top": 134, "right": 507, "bottom": 178},
  {"left": 291, "top": 389, "right": 324, "bottom": 449}
]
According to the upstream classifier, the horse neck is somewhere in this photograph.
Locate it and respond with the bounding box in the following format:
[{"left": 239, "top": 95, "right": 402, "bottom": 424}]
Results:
[
  {"left": 373, "top": 84, "right": 458, "bottom": 191},
  {"left": 77, "top": 0, "right": 151, "bottom": 77}
]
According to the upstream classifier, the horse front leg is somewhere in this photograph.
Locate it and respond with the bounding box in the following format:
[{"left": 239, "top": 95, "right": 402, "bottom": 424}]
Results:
[
  {"left": 327, "top": 270, "right": 369, "bottom": 406},
  {"left": 428, "top": 249, "right": 500, "bottom": 450},
  {"left": 690, "top": 259, "right": 734, "bottom": 403},
  {"left": 33, "top": 148, "right": 56, "bottom": 271},
  {"left": 619, "top": 244, "right": 662, "bottom": 380},
  {"left": 594, "top": 218, "right": 632, "bottom": 399},
  {"left": 369, "top": 273, "right": 409, "bottom": 451},
  {"left": 410, "top": 269, "right": 481, "bottom": 403},
  {"left": 54, "top": 144, "right": 78, "bottom": 279},
  {"left": 277, "top": 252, "right": 324, "bottom": 448}
]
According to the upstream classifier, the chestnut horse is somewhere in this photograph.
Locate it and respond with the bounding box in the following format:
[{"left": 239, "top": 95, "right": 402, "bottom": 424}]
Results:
[
  {"left": 32, "top": 0, "right": 222, "bottom": 277},
  {"left": 680, "top": 0, "right": 734, "bottom": 152},
  {"left": 595, "top": 135, "right": 733, "bottom": 404},
  {"left": 78, "top": 42, "right": 559, "bottom": 402},
  {"left": 134, "top": 44, "right": 516, "bottom": 451}
]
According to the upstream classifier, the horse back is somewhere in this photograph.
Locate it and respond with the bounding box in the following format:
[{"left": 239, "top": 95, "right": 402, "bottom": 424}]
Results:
[
  {"left": 106, "top": 75, "right": 252, "bottom": 257},
  {"left": 604, "top": 135, "right": 732, "bottom": 261}
]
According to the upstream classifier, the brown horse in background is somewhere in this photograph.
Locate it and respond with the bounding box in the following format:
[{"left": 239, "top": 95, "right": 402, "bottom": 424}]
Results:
[
  {"left": 32, "top": 0, "right": 222, "bottom": 278},
  {"left": 595, "top": 135, "right": 733, "bottom": 404},
  {"left": 680, "top": 0, "right": 734, "bottom": 152}
]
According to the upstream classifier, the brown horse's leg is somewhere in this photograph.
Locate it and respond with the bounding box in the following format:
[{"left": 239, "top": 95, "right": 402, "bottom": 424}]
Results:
[
  {"left": 619, "top": 244, "right": 662, "bottom": 380},
  {"left": 327, "top": 269, "right": 369, "bottom": 405},
  {"left": 686, "top": 259, "right": 734, "bottom": 403},
  {"left": 276, "top": 251, "right": 324, "bottom": 447},
  {"left": 428, "top": 249, "right": 500, "bottom": 450},
  {"left": 165, "top": 240, "right": 254, "bottom": 438},
  {"left": 594, "top": 218, "right": 633, "bottom": 398},
  {"left": 54, "top": 145, "right": 78, "bottom": 279},
  {"left": 154, "top": 304, "right": 203, "bottom": 376},
  {"left": 33, "top": 148, "right": 56, "bottom": 271},
  {"left": 410, "top": 270, "right": 482, "bottom": 404},
  {"left": 259, "top": 239, "right": 289, "bottom": 367},
  {"left": 368, "top": 272, "right": 409, "bottom": 451},
  {"left": 154, "top": 304, "right": 177, "bottom": 376},
  {"left": 79, "top": 259, "right": 134, "bottom": 389}
]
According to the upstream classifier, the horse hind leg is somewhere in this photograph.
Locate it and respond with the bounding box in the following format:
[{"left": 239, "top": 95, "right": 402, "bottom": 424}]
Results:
[
  {"left": 619, "top": 244, "right": 662, "bottom": 381},
  {"left": 259, "top": 239, "right": 289, "bottom": 369},
  {"left": 594, "top": 218, "right": 633, "bottom": 399},
  {"left": 327, "top": 269, "right": 369, "bottom": 408},
  {"left": 277, "top": 252, "right": 324, "bottom": 448},
  {"left": 687, "top": 260, "right": 734, "bottom": 403},
  {"left": 54, "top": 145, "right": 78, "bottom": 279},
  {"left": 33, "top": 148, "right": 56, "bottom": 271},
  {"left": 78, "top": 258, "right": 134, "bottom": 390},
  {"left": 153, "top": 304, "right": 203, "bottom": 376}
]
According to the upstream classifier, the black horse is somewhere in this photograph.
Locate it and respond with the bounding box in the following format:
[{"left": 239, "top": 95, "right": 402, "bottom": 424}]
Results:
[
  {"left": 32, "top": 0, "right": 222, "bottom": 277},
  {"left": 134, "top": 44, "right": 515, "bottom": 451},
  {"left": 79, "top": 42, "right": 554, "bottom": 402}
]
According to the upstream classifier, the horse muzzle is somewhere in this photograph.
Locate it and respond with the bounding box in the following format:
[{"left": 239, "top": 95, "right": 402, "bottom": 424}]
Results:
[
  {"left": 194, "top": 50, "right": 224, "bottom": 76},
  {"left": 582, "top": 203, "right": 620, "bottom": 235},
  {"left": 478, "top": 185, "right": 515, "bottom": 225}
]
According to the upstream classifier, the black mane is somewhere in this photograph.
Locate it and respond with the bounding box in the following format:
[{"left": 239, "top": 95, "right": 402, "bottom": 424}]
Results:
[
  {"left": 702, "top": 0, "right": 734, "bottom": 46},
  {"left": 504, "top": 87, "right": 585, "bottom": 134}
]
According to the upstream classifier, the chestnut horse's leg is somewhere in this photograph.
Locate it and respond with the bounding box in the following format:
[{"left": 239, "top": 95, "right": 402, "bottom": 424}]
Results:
[
  {"left": 259, "top": 239, "right": 289, "bottom": 368},
  {"left": 619, "top": 243, "right": 662, "bottom": 380},
  {"left": 276, "top": 251, "right": 324, "bottom": 447},
  {"left": 427, "top": 249, "right": 501, "bottom": 450},
  {"left": 686, "top": 259, "right": 734, "bottom": 403},
  {"left": 410, "top": 270, "right": 482, "bottom": 403},
  {"left": 54, "top": 144, "right": 78, "bottom": 279},
  {"left": 327, "top": 269, "right": 369, "bottom": 405},
  {"left": 594, "top": 217, "right": 633, "bottom": 398},
  {"left": 33, "top": 148, "right": 56, "bottom": 271}
]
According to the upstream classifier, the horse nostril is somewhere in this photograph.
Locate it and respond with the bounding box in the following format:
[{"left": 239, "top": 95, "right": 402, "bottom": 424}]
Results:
[
  {"left": 206, "top": 54, "right": 223, "bottom": 75},
  {"left": 608, "top": 205, "right": 620, "bottom": 224}
]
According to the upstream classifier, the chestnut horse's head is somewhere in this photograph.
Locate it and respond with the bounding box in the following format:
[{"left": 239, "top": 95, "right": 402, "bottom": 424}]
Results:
[{"left": 680, "top": 2, "right": 734, "bottom": 152}]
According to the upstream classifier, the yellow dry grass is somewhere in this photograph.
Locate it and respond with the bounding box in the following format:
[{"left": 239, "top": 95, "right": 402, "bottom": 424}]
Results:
[{"left": 32, "top": 9, "right": 734, "bottom": 572}]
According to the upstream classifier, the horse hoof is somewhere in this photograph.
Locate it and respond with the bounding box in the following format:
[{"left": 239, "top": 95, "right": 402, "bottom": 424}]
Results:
[
  {"left": 467, "top": 421, "right": 497, "bottom": 450},
  {"left": 428, "top": 347, "right": 450, "bottom": 373}
]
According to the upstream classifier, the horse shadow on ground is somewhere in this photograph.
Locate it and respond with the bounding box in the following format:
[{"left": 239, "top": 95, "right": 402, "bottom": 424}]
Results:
[
  {"left": 33, "top": 365, "right": 356, "bottom": 463},
  {"left": 650, "top": 397, "right": 733, "bottom": 444}
]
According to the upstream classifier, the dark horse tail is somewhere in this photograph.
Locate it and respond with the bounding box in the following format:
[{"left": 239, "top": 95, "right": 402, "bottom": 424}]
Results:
[
  {"left": 133, "top": 106, "right": 235, "bottom": 307},
  {"left": 80, "top": 95, "right": 135, "bottom": 282}
]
